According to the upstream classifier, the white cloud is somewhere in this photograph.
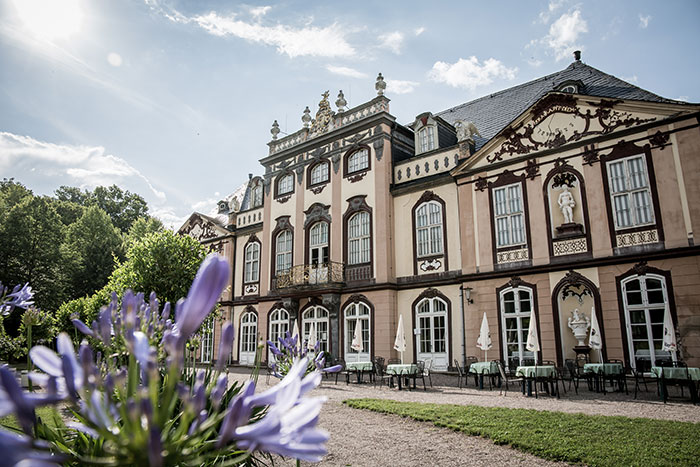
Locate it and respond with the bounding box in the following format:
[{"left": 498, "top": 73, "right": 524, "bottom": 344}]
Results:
[
  {"left": 188, "top": 11, "right": 355, "bottom": 58},
  {"left": 107, "top": 52, "right": 122, "bottom": 67},
  {"left": 544, "top": 9, "right": 588, "bottom": 60},
  {"left": 378, "top": 31, "right": 404, "bottom": 54},
  {"left": 538, "top": 0, "right": 566, "bottom": 24},
  {"left": 0, "top": 131, "right": 166, "bottom": 203},
  {"left": 386, "top": 79, "right": 419, "bottom": 94},
  {"left": 639, "top": 14, "right": 651, "bottom": 29},
  {"left": 621, "top": 75, "right": 638, "bottom": 84},
  {"left": 414, "top": 26, "right": 425, "bottom": 36},
  {"left": 428, "top": 56, "right": 517, "bottom": 90},
  {"left": 250, "top": 6, "right": 272, "bottom": 19},
  {"left": 675, "top": 96, "right": 689, "bottom": 102},
  {"left": 325, "top": 65, "right": 367, "bottom": 79}
]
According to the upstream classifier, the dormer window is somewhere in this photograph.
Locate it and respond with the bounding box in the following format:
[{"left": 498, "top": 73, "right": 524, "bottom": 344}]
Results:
[
  {"left": 556, "top": 80, "right": 584, "bottom": 94},
  {"left": 560, "top": 85, "right": 577, "bottom": 93},
  {"left": 251, "top": 181, "right": 263, "bottom": 208},
  {"left": 217, "top": 201, "right": 228, "bottom": 213},
  {"left": 418, "top": 126, "right": 436, "bottom": 153}
]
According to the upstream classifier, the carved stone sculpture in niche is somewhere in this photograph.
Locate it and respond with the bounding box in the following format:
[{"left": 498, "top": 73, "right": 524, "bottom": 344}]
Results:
[
  {"left": 558, "top": 186, "right": 576, "bottom": 224},
  {"left": 567, "top": 308, "right": 591, "bottom": 347}
]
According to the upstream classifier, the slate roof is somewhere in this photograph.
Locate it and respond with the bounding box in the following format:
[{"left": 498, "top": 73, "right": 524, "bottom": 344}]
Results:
[{"left": 437, "top": 59, "right": 684, "bottom": 150}]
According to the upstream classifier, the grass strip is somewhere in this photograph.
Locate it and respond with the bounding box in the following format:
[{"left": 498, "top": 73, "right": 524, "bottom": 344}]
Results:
[
  {"left": 344, "top": 398, "right": 700, "bottom": 466},
  {"left": 1, "top": 406, "right": 62, "bottom": 431}
]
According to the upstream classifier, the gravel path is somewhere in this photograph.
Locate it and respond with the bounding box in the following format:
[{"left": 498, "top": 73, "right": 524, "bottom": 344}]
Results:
[{"left": 228, "top": 369, "right": 700, "bottom": 466}]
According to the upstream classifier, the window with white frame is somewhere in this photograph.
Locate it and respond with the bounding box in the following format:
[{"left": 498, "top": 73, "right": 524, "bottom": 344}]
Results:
[
  {"left": 268, "top": 308, "right": 289, "bottom": 362},
  {"left": 309, "top": 222, "right": 329, "bottom": 266},
  {"left": 418, "top": 126, "right": 436, "bottom": 153},
  {"left": 277, "top": 173, "right": 293, "bottom": 196},
  {"left": 415, "top": 297, "right": 448, "bottom": 370},
  {"left": 239, "top": 311, "right": 257, "bottom": 364},
  {"left": 348, "top": 211, "right": 370, "bottom": 265},
  {"left": 275, "top": 230, "right": 292, "bottom": 275},
  {"left": 200, "top": 320, "right": 214, "bottom": 363},
  {"left": 622, "top": 274, "right": 673, "bottom": 371},
  {"left": 303, "top": 306, "right": 329, "bottom": 354},
  {"left": 344, "top": 301, "right": 370, "bottom": 362},
  {"left": 493, "top": 183, "right": 525, "bottom": 247},
  {"left": 500, "top": 286, "right": 536, "bottom": 370},
  {"left": 416, "top": 201, "right": 443, "bottom": 257},
  {"left": 607, "top": 155, "right": 654, "bottom": 229},
  {"left": 310, "top": 162, "right": 329, "bottom": 185},
  {"left": 347, "top": 148, "right": 369, "bottom": 174},
  {"left": 252, "top": 182, "right": 263, "bottom": 207},
  {"left": 244, "top": 242, "right": 260, "bottom": 283}
]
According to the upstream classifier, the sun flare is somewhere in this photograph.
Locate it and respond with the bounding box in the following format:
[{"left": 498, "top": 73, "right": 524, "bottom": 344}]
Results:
[{"left": 12, "top": 0, "right": 83, "bottom": 40}]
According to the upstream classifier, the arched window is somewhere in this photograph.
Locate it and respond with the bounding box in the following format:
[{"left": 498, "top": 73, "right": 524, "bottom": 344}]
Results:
[
  {"left": 415, "top": 295, "right": 449, "bottom": 370},
  {"left": 252, "top": 181, "right": 263, "bottom": 208},
  {"left": 348, "top": 212, "right": 370, "bottom": 265},
  {"left": 310, "top": 161, "right": 329, "bottom": 186},
  {"left": 415, "top": 201, "right": 443, "bottom": 257},
  {"left": 418, "top": 126, "right": 435, "bottom": 153},
  {"left": 344, "top": 301, "right": 371, "bottom": 362},
  {"left": 277, "top": 173, "right": 294, "bottom": 196},
  {"left": 200, "top": 320, "right": 214, "bottom": 363},
  {"left": 239, "top": 310, "right": 257, "bottom": 366},
  {"left": 347, "top": 148, "right": 369, "bottom": 174},
  {"left": 309, "top": 222, "right": 329, "bottom": 266},
  {"left": 244, "top": 241, "right": 260, "bottom": 283},
  {"left": 499, "top": 285, "right": 536, "bottom": 370},
  {"left": 268, "top": 308, "right": 289, "bottom": 362},
  {"left": 275, "top": 231, "right": 293, "bottom": 275},
  {"left": 621, "top": 274, "right": 673, "bottom": 370},
  {"left": 302, "top": 305, "right": 329, "bottom": 354}
]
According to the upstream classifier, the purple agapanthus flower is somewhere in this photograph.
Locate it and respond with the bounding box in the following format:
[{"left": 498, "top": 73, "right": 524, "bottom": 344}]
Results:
[{"left": 1, "top": 282, "right": 34, "bottom": 315}]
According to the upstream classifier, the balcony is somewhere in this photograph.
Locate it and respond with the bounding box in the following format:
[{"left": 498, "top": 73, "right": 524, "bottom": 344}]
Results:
[{"left": 273, "top": 262, "right": 345, "bottom": 289}]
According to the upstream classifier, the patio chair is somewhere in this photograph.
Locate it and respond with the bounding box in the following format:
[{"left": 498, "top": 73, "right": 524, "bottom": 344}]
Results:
[
  {"left": 372, "top": 359, "right": 392, "bottom": 388},
  {"left": 630, "top": 366, "right": 649, "bottom": 399},
  {"left": 454, "top": 359, "right": 467, "bottom": 389},
  {"left": 334, "top": 358, "right": 351, "bottom": 385},
  {"left": 604, "top": 359, "right": 627, "bottom": 394},
  {"left": 415, "top": 360, "right": 428, "bottom": 391},
  {"left": 423, "top": 359, "right": 433, "bottom": 388},
  {"left": 466, "top": 356, "right": 479, "bottom": 386},
  {"left": 564, "top": 359, "right": 580, "bottom": 394},
  {"left": 496, "top": 360, "right": 525, "bottom": 397}
]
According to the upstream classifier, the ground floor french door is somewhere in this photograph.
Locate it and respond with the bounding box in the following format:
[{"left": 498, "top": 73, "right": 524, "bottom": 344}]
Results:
[
  {"left": 415, "top": 297, "right": 448, "bottom": 370},
  {"left": 239, "top": 311, "right": 257, "bottom": 366}
]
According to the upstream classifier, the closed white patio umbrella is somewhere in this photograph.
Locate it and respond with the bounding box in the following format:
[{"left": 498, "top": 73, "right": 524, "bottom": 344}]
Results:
[
  {"left": 307, "top": 321, "right": 318, "bottom": 351},
  {"left": 476, "top": 312, "right": 492, "bottom": 361},
  {"left": 589, "top": 306, "right": 603, "bottom": 362},
  {"left": 351, "top": 319, "right": 364, "bottom": 354},
  {"left": 393, "top": 314, "right": 406, "bottom": 364},
  {"left": 661, "top": 307, "right": 677, "bottom": 353},
  {"left": 525, "top": 314, "right": 540, "bottom": 355}
]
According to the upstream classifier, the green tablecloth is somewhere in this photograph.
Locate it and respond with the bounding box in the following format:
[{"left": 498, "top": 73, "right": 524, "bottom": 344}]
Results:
[
  {"left": 386, "top": 364, "right": 418, "bottom": 375},
  {"left": 346, "top": 361, "right": 373, "bottom": 371},
  {"left": 650, "top": 366, "right": 700, "bottom": 381},
  {"left": 583, "top": 363, "right": 624, "bottom": 376},
  {"left": 515, "top": 365, "right": 557, "bottom": 378},
  {"left": 468, "top": 361, "right": 499, "bottom": 375}
]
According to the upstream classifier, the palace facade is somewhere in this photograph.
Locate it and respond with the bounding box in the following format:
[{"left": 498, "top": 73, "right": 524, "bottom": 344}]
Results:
[{"left": 179, "top": 54, "right": 700, "bottom": 372}]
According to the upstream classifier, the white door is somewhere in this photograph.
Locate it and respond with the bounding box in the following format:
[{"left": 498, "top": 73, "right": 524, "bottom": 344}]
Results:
[
  {"left": 415, "top": 297, "right": 449, "bottom": 370},
  {"left": 309, "top": 222, "right": 329, "bottom": 284},
  {"left": 239, "top": 311, "right": 257, "bottom": 366},
  {"left": 303, "top": 306, "right": 329, "bottom": 354},
  {"left": 268, "top": 308, "right": 290, "bottom": 363},
  {"left": 344, "top": 302, "right": 371, "bottom": 363}
]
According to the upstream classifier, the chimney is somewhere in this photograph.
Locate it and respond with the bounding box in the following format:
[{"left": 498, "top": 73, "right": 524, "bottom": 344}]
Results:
[{"left": 573, "top": 50, "right": 581, "bottom": 61}]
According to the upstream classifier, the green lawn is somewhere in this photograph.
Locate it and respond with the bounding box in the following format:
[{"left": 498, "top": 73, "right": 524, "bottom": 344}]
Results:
[
  {"left": 0, "top": 406, "right": 62, "bottom": 431},
  {"left": 344, "top": 398, "right": 700, "bottom": 466}
]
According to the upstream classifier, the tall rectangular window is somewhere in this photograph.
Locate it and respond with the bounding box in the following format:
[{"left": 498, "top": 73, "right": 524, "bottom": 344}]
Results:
[
  {"left": 607, "top": 155, "right": 654, "bottom": 229},
  {"left": 244, "top": 242, "right": 260, "bottom": 283},
  {"left": 419, "top": 126, "right": 435, "bottom": 153},
  {"left": 275, "top": 231, "right": 292, "bottom": 275},
  {"left": 416, "top": 201, "right": 443, "bottom": 257},
  {"left": 493, "top": 183, "right": 525, "bottom": 247},
  {"left": 348, "top": 212, "right": 370, "bottom": 265}
]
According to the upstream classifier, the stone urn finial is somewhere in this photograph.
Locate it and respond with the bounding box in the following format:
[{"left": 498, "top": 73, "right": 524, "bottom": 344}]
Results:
[
  {"left": 270, "top": 120, "right": 280, "bottom": 140},
  {"left": 302, "top": 106, "right": 312, "bottom": 128},
  {"left": 336, "top": 90, "right": 347, "bottom": 112},
  {"left": 375, "top": 73, "right": 386, "bottom": 96}
]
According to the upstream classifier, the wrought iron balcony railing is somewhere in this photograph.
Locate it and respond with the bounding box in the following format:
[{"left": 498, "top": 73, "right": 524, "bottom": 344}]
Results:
[{"left": 273, "top": 261, "right": 345, "bottom": 289}]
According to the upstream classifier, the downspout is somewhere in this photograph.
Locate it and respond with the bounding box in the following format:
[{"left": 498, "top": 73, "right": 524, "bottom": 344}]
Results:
[{"left": 459, "top": 285, "right": 467, "bottom": 369}]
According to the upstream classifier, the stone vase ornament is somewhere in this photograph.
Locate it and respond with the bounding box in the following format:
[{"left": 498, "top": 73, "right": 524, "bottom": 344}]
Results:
[{"left": 567, "top": 308, "right": 591, "bottom": 346}]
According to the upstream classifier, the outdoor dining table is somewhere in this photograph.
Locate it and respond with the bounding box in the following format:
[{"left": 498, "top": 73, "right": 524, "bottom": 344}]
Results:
[
  {"left": 515, "top": 365, "right": 557, "bottom": 397},
  {"left": 650, "top": 366, "right": 700, "bottom": 403},
  {"left": 386, "top": 363, "right": 418, "bottom": 390},
  {"left": 346, "top": 361, "right": 373, "bottom": 384},
  {"left": 582, "top": 363, "right": 625, "bottom": 393},
  {"left": 468, "top": 361, "right": 500, "bottom": 389}
]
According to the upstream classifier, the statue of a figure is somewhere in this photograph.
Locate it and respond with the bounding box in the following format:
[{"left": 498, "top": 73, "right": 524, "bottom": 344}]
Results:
[
  {"left": 454, "top": 120, "right": 481, "bottom": 144},
  {"left": 558, "top": 185, "right": 576, "bottom": 224},
  {"left": 567, "top": 308, "right": 591, "bottom": 347}
]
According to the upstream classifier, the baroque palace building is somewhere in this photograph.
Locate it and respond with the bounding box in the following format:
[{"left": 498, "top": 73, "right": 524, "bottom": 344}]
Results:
[{"left": 179, "top": 53, "right": 700, "bottom": 372}]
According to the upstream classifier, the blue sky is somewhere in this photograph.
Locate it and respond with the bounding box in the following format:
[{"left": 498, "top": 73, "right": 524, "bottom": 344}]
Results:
[{"left": 1, "top": 0, "right": 698, "bottom": 228}]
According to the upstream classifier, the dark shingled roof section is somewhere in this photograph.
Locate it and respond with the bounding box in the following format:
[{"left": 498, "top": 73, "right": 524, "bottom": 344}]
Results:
[{"left": 436, "top": 60, "right": 684, "bottom": 150}]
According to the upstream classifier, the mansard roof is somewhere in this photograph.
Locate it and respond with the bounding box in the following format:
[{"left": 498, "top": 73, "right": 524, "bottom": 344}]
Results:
[{"left": 436, "top": 59, "right": 686, "bottom": 151}]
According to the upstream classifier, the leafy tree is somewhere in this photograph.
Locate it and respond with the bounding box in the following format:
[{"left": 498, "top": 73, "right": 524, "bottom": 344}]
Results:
[
  {"left": 49, "top": 198, "right": 86, "bottom": 226},
  {"left": 64, "top": 206, "right": 123, "bottom": 298},
  {"left": 0, "top": 196, "right": 68, "bottom": 313},
  {"left": 0, "top": 178, "right": 33, "bottom": 212},
  {"left": 54, "top": 185, "right": 89, "bottom": 205},
  {"left": 124, "top": 216, "right": 164, "bottom": 248}
]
